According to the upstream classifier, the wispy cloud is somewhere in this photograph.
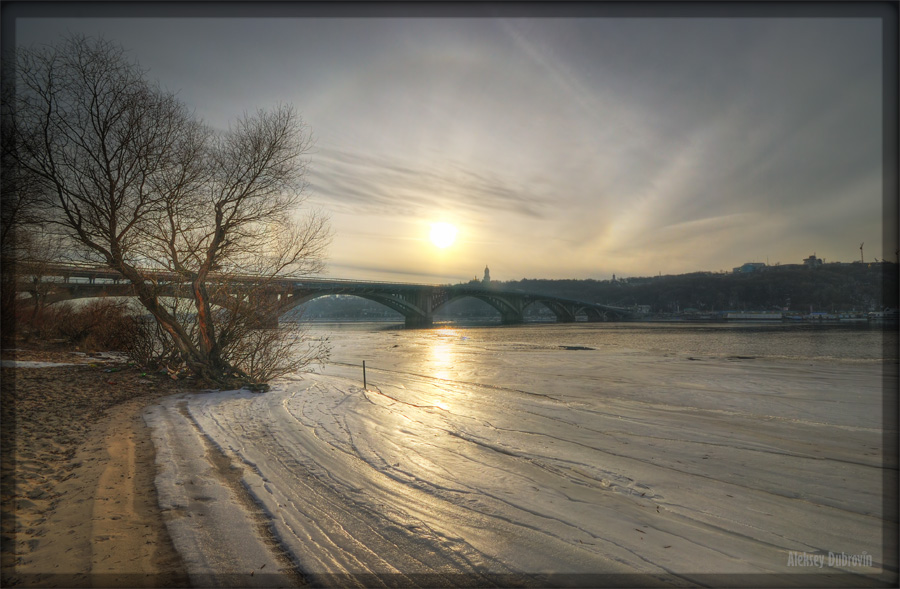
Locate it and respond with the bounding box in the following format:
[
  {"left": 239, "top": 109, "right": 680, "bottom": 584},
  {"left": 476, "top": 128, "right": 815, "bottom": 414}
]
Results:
[
  {"left": 309, "top": 146, "right": 550, "bottom": 220},
  {"left": 324, "top": 261, "right": 469, "bottom": 284},
  {"left": 15, "top": 14, "right": 887, "bottom": 281}
]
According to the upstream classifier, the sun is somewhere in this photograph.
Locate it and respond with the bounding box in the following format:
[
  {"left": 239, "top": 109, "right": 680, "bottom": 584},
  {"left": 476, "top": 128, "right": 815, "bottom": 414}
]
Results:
[{"left": 429, "top": 222, "right": 458, "bottom": 249}]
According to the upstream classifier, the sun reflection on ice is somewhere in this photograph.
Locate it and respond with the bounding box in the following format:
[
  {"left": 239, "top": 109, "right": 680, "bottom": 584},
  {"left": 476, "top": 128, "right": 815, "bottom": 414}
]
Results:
[
  {"left": 429, "top": 332, "right": 455, "bottom": 381},
  {"left": 428, "top": 329, "right": 459, "bottom": 408}
]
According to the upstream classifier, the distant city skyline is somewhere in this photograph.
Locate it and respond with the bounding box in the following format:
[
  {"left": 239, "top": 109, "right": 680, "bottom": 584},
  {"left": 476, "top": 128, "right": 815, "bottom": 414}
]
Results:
[{"left": 8, "top": 3, "right": 895, "bottom": 283}]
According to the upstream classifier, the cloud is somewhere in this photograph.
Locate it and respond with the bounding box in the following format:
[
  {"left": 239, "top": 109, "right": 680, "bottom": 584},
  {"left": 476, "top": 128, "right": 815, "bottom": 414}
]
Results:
[
  {"left": 14, "top": 15, "right": 886, "bottom": 281},
  {"left": 323, "top": 261, "right": 461, "bottom": 283},
  {"left": 308, "top": 147, "right": 550, "bottom": 220}
]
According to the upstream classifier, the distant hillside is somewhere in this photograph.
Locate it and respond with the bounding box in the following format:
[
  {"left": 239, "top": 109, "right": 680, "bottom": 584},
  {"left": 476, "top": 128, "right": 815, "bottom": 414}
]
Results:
[
  {"left": 292, "top": 262, "right": 898, "bottom": 320},
  {"left": 497, "top": 262, "right": 898, "bottom": 313}
]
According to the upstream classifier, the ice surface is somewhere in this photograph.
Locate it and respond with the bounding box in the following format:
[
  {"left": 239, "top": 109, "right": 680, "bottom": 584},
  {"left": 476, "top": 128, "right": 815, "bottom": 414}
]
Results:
[{"left": 144, "top": 324, "right": 896, "bottom": 586}]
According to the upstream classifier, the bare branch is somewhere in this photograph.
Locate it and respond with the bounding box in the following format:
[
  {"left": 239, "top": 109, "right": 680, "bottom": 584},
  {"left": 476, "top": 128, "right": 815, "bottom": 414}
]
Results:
[{"left": 5, "top": 35, "right": 330, "bottom": 386}]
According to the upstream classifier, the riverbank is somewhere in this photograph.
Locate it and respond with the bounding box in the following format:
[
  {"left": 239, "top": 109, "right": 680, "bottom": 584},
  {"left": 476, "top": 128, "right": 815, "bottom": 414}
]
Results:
[{"left": 1, "top": 343, "right": 194, "bottom": 587}]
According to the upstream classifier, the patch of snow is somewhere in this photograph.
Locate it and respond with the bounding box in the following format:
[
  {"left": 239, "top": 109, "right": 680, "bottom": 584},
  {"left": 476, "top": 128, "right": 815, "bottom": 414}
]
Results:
[
  {"left": 1, "top": 360, "right": 77, "bottom": 368},
  {"left": 144, "top": 326, "right": 895, "bottom": 584}
]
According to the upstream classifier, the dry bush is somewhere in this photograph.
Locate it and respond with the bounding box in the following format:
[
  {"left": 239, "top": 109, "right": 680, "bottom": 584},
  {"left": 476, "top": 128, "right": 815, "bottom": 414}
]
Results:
[
  {"left": 81, "top": 303, "right": 139, "bottom": 351},
  {"left": 224, "top": 322, "right": 330, "bottom": 388},
  {"left": 119, "top": 314, "right": 183, "bottom": 374},
  {"left": 22, "top": 299, "right": 134, "bottom": 350},
  {"left": 1, "top": 273, "right": 18, "bottom": 347},
  {"left": 14, "top": 293, "right": 328, "bottom": 387},
  {"left": 27, "top": 302, "right": 74, "bottom": 341},
  {"left": 119, "top": 308, "right": 330, "bottom": 387}
]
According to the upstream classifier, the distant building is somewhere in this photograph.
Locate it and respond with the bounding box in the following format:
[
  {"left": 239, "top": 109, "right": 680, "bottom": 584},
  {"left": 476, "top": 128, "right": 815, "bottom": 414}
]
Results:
[
  {"left": 803, "top": 254, "right": 824, "bottom": 267},
  {"left": 483, "top": 265, "right": 491, "bottom": 284},
  {"left": 732, "top": 262, "right": 766, "bottom": 274}
]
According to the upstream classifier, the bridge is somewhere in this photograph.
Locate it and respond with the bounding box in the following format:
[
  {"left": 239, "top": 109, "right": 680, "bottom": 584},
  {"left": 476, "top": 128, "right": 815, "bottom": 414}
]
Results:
[{"left": 15, "top": 263, "right": 636, "bottom": 328}]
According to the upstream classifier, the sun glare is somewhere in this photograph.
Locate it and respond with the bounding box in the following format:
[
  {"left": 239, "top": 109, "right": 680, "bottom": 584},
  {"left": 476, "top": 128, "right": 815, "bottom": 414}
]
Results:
[{"left": 430, "top": 222, "right": 457, "bottom": 249}]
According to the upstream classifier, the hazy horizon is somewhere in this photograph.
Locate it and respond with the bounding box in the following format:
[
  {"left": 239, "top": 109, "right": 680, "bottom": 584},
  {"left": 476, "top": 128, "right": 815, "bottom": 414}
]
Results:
[{"left": 9, "top": 4, "right": 894, "bottom": 284}]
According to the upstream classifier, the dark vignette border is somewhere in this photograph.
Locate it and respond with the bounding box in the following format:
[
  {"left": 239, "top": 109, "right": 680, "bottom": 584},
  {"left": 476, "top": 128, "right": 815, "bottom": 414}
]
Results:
[{"left": 1, "top": 1, "right": 897, "bottom": 587}]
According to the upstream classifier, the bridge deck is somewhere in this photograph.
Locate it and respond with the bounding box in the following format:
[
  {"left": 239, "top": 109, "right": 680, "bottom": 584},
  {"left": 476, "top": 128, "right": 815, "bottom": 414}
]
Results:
[{"left": 16, "top": 263, "right": 636, "bottom": 326}]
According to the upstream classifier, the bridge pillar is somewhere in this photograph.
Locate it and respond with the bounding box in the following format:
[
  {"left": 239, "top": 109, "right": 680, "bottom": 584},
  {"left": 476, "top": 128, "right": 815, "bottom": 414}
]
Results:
[
  {"left": 402, "top": 289, "right": 436, "bottom": 328},
  {"left": 404, "top": 314, "right": 433, "bottom": 328},
  {"left": 248, "top": 291, "right": 282, "bottom": 328},
  {"left": 469, "top": 293, "right": 525, "bottom": 325},
  {"left": 500, "top": 311, "right": 524, "bottom": 325},
  {"left": 584, "top": 308, "right": 605, "bottom": 322},
  {"left": 551, "top": 303, "right": 577, "bottom": 323},
  {"left": 252, "top": 312, "right": 280, "bottom": 329}
]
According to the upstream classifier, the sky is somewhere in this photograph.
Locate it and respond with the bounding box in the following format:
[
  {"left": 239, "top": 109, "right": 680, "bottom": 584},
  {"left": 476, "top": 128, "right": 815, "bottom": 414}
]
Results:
[{"left": 10, "top": 5, "right": 892, "bottom": 284}]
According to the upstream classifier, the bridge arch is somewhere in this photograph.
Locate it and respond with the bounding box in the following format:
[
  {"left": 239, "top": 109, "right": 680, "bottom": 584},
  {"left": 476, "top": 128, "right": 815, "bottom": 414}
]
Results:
[
  {"left": 278, "top": 291, "right": 431, "bottom": 327},
  {"left": 579, "top": 306, "right": 606, "bottom": 322},
  {"left": 434, "top": 293, "right": 526, "bottom": 324},
  {"left": 280, "top": 292, "right": 412, "bottom": 317},
  {"left": 521, "top": 298, "right": 578, "bottom": 323}
]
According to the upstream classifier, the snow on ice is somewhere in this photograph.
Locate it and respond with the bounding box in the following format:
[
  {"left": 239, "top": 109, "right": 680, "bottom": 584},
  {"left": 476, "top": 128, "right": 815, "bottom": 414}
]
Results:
[{"left": 143, "top": 325, "right": 895, "bottom": 587}]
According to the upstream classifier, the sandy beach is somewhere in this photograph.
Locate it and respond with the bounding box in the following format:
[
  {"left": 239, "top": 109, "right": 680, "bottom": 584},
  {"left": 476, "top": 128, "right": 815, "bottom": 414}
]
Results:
[{"left": 1, "top": 345, "right": 194, "bottom": 587}]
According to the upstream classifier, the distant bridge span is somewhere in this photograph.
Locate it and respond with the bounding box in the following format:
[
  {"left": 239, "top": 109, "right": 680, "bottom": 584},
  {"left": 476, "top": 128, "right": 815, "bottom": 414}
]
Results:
[{"left": 16, "top": 263, "right": 636, "bottom": 327}]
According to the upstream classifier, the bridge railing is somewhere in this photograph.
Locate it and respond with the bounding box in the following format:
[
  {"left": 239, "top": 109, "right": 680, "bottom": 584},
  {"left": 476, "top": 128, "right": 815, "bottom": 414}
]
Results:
[{"left": 15, "top": 261, "right": 452, "bottom": 288}]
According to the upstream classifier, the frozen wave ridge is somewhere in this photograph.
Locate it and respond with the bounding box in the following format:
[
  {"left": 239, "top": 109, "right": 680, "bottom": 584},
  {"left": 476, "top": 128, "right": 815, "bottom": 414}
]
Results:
[{"left": 144, "top": 335, "right": 894, "bottom": 587}]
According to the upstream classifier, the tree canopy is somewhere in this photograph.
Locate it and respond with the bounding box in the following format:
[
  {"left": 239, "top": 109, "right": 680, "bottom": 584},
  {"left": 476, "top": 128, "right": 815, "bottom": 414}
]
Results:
[{"left": 5, "top": 35, "right": 331, "bottom": 385}]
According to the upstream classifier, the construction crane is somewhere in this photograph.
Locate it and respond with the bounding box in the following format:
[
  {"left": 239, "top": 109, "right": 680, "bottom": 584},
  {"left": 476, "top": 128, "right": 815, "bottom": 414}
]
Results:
[{"left": 860, "top": 242, "right": 864, "bottom": 263}]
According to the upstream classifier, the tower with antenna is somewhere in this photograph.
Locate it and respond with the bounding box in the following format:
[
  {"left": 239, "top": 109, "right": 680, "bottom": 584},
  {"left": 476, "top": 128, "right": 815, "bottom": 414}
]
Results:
[{"left": 860, "top": 242, "right": 864, "bottom": 264}]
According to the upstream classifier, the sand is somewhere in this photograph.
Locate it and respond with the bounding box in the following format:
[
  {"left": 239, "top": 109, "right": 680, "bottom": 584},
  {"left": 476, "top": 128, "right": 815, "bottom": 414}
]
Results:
[{"left": 1, "top": 345, "right": 195, "bottom": 587}]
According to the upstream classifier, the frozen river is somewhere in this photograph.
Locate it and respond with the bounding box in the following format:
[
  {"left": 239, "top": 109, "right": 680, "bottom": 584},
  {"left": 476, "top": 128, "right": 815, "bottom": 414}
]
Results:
[{"left": 144, "top": 322, "right": 897, "bottom": 587}]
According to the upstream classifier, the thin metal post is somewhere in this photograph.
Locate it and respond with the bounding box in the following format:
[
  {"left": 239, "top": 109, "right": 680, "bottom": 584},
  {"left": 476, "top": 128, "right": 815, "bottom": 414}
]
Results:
[{"left": 363, "top": 360, "right": 367, "bottom": 390}]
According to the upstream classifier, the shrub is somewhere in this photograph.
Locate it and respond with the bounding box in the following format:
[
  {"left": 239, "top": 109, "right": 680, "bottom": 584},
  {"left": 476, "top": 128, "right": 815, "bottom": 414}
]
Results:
[
  {"left": 119, "top": 314, "right": 183, "bottom": 373},
  {"left": 18, "top": 299, "right": 134, "bottom": 350},
  {"left": 223, "top": 322, "right": 330, "bottom": 386}
]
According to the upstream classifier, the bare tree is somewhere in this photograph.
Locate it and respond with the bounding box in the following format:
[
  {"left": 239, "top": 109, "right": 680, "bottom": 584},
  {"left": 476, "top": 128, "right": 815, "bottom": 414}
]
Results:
[
  {"left": 5, "top": 35, "right": 330, "bottom": 385},
  {"left": 14, "top": 230, "right": 69, "bottom": 329},
  {"left": 1, "top": 73, "right": 47, "bottom": 342}
]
